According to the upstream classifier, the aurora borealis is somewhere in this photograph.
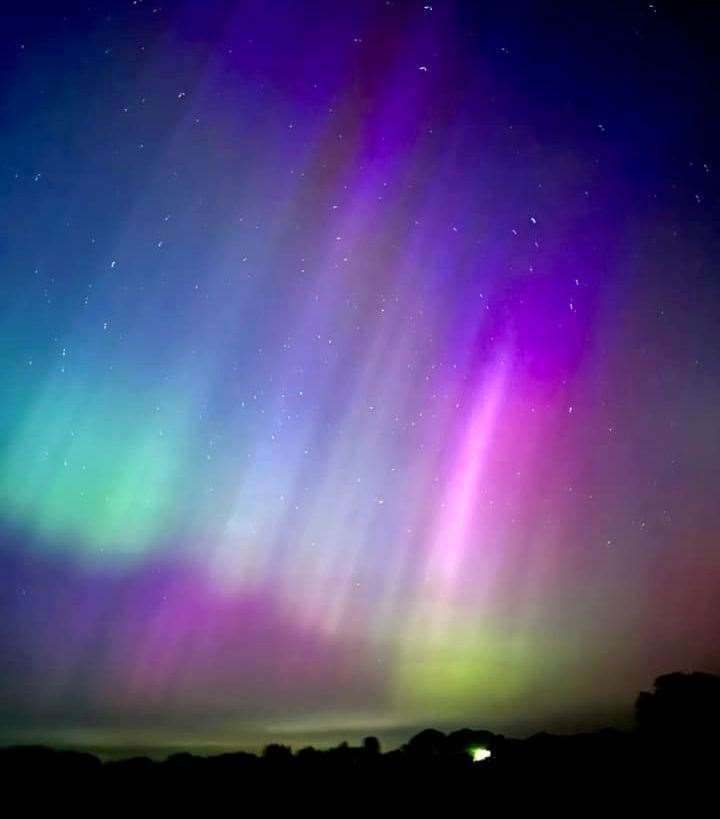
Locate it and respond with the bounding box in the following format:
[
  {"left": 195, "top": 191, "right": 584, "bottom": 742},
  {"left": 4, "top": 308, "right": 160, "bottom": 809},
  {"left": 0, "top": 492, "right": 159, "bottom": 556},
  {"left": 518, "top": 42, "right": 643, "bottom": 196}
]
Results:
[{"left": 1, "top": 1, "right": 719, "bottom": 756}]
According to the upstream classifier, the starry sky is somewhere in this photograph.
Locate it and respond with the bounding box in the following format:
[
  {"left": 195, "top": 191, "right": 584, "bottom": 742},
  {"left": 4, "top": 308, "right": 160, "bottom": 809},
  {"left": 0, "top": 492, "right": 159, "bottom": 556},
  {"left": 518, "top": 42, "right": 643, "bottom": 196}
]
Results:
[{"left": 1, "top": 0, "right": 719, "bottom": 757}]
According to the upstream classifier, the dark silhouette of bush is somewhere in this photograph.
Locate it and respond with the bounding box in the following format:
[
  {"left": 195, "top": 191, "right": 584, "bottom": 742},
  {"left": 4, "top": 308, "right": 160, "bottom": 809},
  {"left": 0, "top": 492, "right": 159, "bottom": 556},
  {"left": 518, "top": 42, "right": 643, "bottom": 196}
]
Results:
[{"left": 404, "top": 728, "right": 447, "bottom": 756}]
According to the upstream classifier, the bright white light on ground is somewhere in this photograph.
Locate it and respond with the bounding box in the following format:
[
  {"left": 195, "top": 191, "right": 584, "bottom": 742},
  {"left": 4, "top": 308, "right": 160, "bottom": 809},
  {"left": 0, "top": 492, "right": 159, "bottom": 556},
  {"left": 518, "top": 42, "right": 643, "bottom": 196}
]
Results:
[{"left": 472, "top": 747, "right": 491, "bottom": 762}]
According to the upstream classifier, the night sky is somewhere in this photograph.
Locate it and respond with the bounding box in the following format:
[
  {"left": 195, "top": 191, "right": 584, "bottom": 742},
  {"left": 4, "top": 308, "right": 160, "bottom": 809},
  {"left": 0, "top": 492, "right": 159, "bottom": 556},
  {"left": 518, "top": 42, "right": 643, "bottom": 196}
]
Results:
[{"left": 1, "top": 0, "right": 719, "bottom": 757}]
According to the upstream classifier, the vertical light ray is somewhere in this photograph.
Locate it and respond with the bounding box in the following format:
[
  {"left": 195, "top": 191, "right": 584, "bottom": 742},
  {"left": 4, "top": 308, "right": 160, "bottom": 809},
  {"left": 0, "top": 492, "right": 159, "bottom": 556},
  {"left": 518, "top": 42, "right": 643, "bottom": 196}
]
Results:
[{"left": 424, "top": 354, "right": 508, "bottom": 600}]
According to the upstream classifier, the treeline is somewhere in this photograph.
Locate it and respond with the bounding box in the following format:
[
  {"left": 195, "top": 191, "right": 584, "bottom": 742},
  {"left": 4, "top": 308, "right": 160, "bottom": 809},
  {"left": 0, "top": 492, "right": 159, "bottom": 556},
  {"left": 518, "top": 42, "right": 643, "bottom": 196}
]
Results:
[{"left": 2, "top": 671, "right": 718, "bottom": 798}]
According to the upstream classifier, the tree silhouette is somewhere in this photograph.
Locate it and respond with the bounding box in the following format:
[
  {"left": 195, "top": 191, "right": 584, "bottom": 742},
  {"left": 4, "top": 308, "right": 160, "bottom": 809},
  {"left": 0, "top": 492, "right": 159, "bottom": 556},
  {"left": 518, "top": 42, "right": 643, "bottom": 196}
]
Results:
[
  {"left": 636, "top": 671, "right": 720, "bottom": 741},
  {"left": 262, "top": 743, "right": 293, "bottom": 763},
  {"left": 363, "top": 736, "right": 381, "bottom": 755},
  {"left": 404, "top": 728, "right": 446, "bottom": 756}
]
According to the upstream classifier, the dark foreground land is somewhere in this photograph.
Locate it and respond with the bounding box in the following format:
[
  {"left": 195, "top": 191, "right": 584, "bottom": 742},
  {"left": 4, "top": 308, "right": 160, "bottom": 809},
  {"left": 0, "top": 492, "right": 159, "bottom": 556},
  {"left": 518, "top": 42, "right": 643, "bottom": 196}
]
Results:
[{"left": 2, "top": 672, "right": 718, "bottom": 804}]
